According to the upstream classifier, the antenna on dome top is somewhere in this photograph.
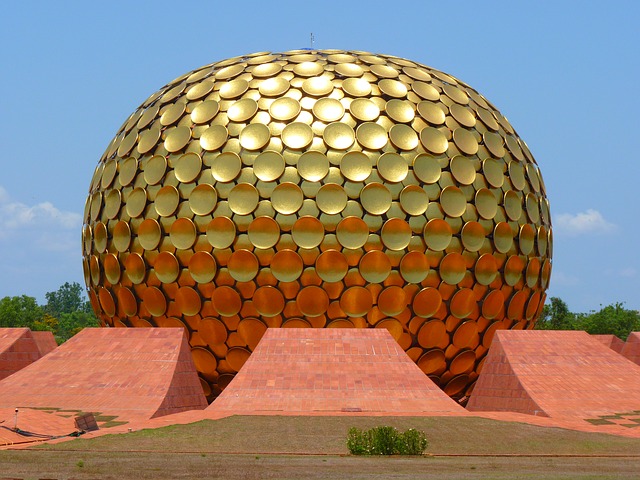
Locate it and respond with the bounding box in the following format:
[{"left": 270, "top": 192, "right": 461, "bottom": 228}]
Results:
[{"left": 310, "top": 33, "right": 315, "bottom": 49}]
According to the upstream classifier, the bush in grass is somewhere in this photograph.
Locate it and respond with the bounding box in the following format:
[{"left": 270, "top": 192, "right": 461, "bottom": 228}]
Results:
[{"left": 347, "top": 426, "right": 428, "bottom": 455}]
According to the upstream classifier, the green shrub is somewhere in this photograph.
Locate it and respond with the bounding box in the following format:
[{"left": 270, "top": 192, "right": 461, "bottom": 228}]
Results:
[{"left": 347, "top": 426, "right": 428, "bottom": 455}]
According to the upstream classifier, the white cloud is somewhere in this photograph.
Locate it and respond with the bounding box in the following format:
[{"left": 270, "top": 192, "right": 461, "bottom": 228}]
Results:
[
  {"left": 0, "top": 187, "right": 82, "bottom": 232},
  {"left": 553, "top": 209, "right": 615, "bottom": 236}
]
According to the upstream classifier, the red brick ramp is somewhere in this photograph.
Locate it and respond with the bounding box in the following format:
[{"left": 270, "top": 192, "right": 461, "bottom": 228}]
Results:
[
  {"left": 0, "top": 328, "right": 43, "bottom": 380},
  {"left": 592, "top": 334, "right": 625, "bottom": 354},
  {"left": 0, "top": 407, "right": 78, "bottom": 447},
  {"left": 621, "top": 332, "right": 640, "bottom": 366},
  {"left": 31, "top": 331, "right": 58, "bottom": 356},
  {"left": 467, "top": 330, "right": 640, "bottom": 418},
  {"left": 0, "top": 328, "right": 207, "bottom": 421},
  {"left": 208, "top": 328, "right": 464, "bottom": 415}
]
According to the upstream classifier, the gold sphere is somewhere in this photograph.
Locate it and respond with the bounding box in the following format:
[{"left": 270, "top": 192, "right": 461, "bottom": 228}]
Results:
[{"left": 82, "top": 50, "right": 552, "bottom": 402}]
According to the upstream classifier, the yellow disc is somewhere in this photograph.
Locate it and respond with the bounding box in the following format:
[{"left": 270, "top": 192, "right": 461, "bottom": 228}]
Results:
[
  {"left": 113, "top": 221, "right": 131, "bottom": 252},
  {"left": 420, "top": 127, "right": 448, "bottom": 154},
  {"left": 248, "top": 216, "right": 280, "bottom": 249},
  {"left": 239, "top": 123, "right": 270, "bottom": 150},
  {"left": 189, "top": 251, "right": 217, "bottom": 283},
  {"left": 378, "top": 286, "right": 407, "bottom": 316},
  {"left": 118, "top": 156, "right": 138, "bottom": 187},
  {"left": 340, "top": 286, "right": 373, "bottom": 317},
  {"left": 228, "top": 183, "right": 259, "bottom": 215},
  {"left": 144, "top": 155, "right": 167, "bottom": 185},
  {"left": 349, "top": 98, "right": 380, "bottom": 121},
  {"left": 413, "top": 153, "right": 441, "bottom": 184},
  {"left": 137, "top": 128, "right": 161, "bottom": 154},
  {"left": 359, "top": 250, "right": 391, "bottom": 283},
  {"left": 302, "top": 76, "right": 333, "bottom": 96},
  {"left": 191, "top": 100, "right": 220, "bottom": 124},
  {"left": 417, "top": 320, "right": 446, "bottom": 348},
  {"left": 377, "top": 153, "right": 408, "bottom": 183},
  {"left": 340, "top": 151, "right": 372, "bottom": 181},
  {"left": 482, "top": 290, "right": 505, "bottom": 320},
  {"left": 504, "top": 190, "right": 523, "bottom": 221},
  {"left": 200, "top": 317, "right": 228, "bottom": 346},
  {"left": 297, "top": 285, "right": 329, "bottom": 317},
  {"left": 271, "top": 249, "right": 303, "bottom": 282},
  {"left": 254, "top": 151, "right": 285, "bottom": 181},
  {"left": 125, "top": 252, "right": 146, "bottom": 284},
  {"left": 424, "top": 218, "right": 452, "bottom": 251},
  {"left": 269, "top": 97, "right": 301, "bottom": 121},
  {"left": 176, "top": 286, "right": 202, "bottom": 316},
  {"left": 323, "top": 122, "right": 355, "bottom": 150},
  {"left": 211, "top": 152, "right": 241, "bottom": 182},
  {"left": 189, "top": 183, "right": 217, "bottom": 215},
  {"left": 104, "top": 189, "right": 121, "bottom": 219},
  {"left": 519, "top": 224, "right": 535, "bottom": 255},
  {"left": 493, "top": 222, "right": 513, "bottom": 253},
  {"left": 237, "top": 317, "right": 267, "bottom": 350},
  {"left": 507, "top": 290, "right": 528, "bottom": 320},
  {"left": 450, "top": 104, "right": 476, "bottom": 128},
  {"left": 258, "top": 77, "right": 290, "bottom": 96},
  {"left": 389, "top": 124, "right": 419, "bottom": 150},
  {"left": 206, "top": 217, "right": 236, "bottom": 249},
  {"left": 253, "top": 286, "right": 285, "bottom": 317},
  {"left": 443, "top": 84, "right": 469, "bottom": 105},
  {"left": 412, "top": 81, "right": 440, "bottom": 101},
  {"left": 526, "top": 257, "right": 541, "bottom": 288},
  {"left": 440, "top": 252, "right": 466, "bottom": 285},
  {"left": 342, "top": 77, "right": 372, "bottom": 97},
  {"left": 155, "top": 185, "right": 180, "bottom": 217},
  {"left": 316, "top": 250, "right": 348, "bottom": 282},
  {"left": 461, "top": 221, "right": 485, "bottom": 252},
  {"left": 228, "top": 249, "right": 259, "bottom": 282},
  {"left": 399, "top": 185, "right": 428, "bottom": 215},
  {"left": 475, "top": 188, "right": 498, "bottom": 219},
  {"left": 212, "top": 286, "right": 242, "bottom": 316},
  {"left": 298, "top": 151, "right": 329, "bottom": 181},
  {"left": 98, "top": 287, "right": 116, "bottom": 317},
  {"left": 164, "top": 126, "right": 191, "bottom": 153},
  {"left": 138, "top": 218, "right": 162, "bottom": 250},
  {"left": 316, "top": 183, "right": 348, "bottom": 214},
  {"left": 117, "top": 130, "right": 138, "bottom": 158},
  {"left": 142, "top": 286, "right": 167, "bottom": 317},
  {"left": 399, "top": 251, "right": 429, "bottom": 284},
  {"left": 418, "top": 349, "right": 446, "bottom": 375},
  {"left": 170, "top": 217, "right": 197, "bottom": 250},
  {"left": 117, "top": 287, "right": 138, "bottom": 317},
  {"left": 440, "top": 186, "right": 466, "bottom": 217},
  {"left": 417, "top": 101, "right": 445, "bottom": 125},
  {"left": 356, "top": 122, "right": 388, "bottom": 150},
  {"left": 103, "top": 254, "right": 121, "bottom": 284},
  {"left": 361, "top": 183, "right": 392, "bottom": 215},
  {"left": 160, "top": 102, "right": 186, "bottom": 126},
  {"left": 378, "top": 79, "right": 407, "bottom": 98},
  {"left": 385, "top": 99, "right": 415, "bottom": 123},
  {"left": 484, "top": 131, "right": 505, "bottom": 158},
  {"left": 125, "top": 188, "right": 146, "bottom": 218},
  {"left": 381, "top": 218, "right": 412, "bottom": 250},
  {"left": 450, "top": 288, "right": 476, "bottom": 319},
  {"left": 271, "top": 182, "right": 303, "bottom": 214},
  {"left": 227, "top": 98, "right": 258, "bottom": 122},
  {"left": 526, "top": 193, "right": 540, "bottom": 223},
  {"left": 200, "top": 125, "right": 228, "bottom": 152},
  {"left": 509, "top": 161, "right": 527, "bottom": 191},
  {"left": 186, "top": 80, "right": 214, "bottom": 100},
  {"left": 504, "top": 255, "right": 525, "bottom": 286},
  {"left": 191, "top": 347, "right": 218, "bottom": 379},
  {"left": 312, "top": 98, "right": 345, "bottom": 122},
  {"left": 482, "top": 158, "right": 504, "bottom": 188},
  {"left": 154, "top": 251, "right": 179, "bottom": 283},
  {"left": 281, "top": 122, "right": 313, "bottom": 149},
  {"left": 450, "top": 155, "right": 476, "bottom": 185},
  {"left": 174, "top": 152, "right": 202, "bottom": 183},
  {"left": 219, "top": 79, "right": 249, "bottom": 99},
  {"left": 292, "top": 216, "right": 325, "bottom": 248}
]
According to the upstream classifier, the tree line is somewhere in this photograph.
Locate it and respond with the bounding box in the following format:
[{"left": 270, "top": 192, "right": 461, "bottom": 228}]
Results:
[
  {"left": 535, "top": 297, "right": 640, "bottom": 340},
  {"left": 0, "top": 282, "right": 98, "bottom": 343}
]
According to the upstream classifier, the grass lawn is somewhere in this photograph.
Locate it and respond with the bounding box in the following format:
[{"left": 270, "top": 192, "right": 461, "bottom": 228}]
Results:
[{"left": 1, "top": 415, "right": 639, "bottom": 479}]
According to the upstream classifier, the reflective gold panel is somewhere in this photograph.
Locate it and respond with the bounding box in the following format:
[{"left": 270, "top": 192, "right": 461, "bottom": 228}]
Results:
[{"left": 84, "top": 50, "right": 552, "bottom": 403}]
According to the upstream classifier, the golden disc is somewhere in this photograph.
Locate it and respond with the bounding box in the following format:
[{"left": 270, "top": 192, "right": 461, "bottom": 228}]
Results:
[
  {"left": 349, "top": 98, "right": 380, "bottom": 121},
  {"left": 98, "top": 287, "right": 116, "bottom": 317},
  {"left": 359, "top": 250, "right": 392, "bottom": 283},
  {"left": 281, "top": 122, "right": 313, "bottom": 149},
  {"left": 155, "top": 185, "right": 180, "bottom": 217},
  {"left": 412, "top": 81, "right": 440, "bottom": 101},
  {"left": 138, "top": 218, "right": 162, "bottom": 250},
  {"left": 504, "top": 255, "right": 525, "bottom": 286},
  {"left": 334, "top": 62, "right": 363, "bottom": 77},
  {"left": 239, "top": 123, "right": 270, "bottom": 150},
  {"left": 389, "top": 124, "right": 419, "bottom": 150},
  {"left": 314, "top": 183, "right": 346, "bottom": 214},
  {"left": 417, "top": 319, "right": 446, "bottom": 348},
  {"left": 118, "top": 156, "right": 138, "bottom": 187},
  {"left": 191, "top": 100, "right": 220, "bottom": 124},
  {"left": 417, "top": 101, "right": 445, "bottom": 125},
  {"left": 144, "top": 155, "right": 167, "bottom": 185},
  {"left": 154, "top": 251, "right": 179, "bottom": 283},
  {"left": 297, "top": 285, "right": 330, "bottom": 317},
  {"left": 199, "top": 317, "right": 228, "bottom": 345},
  {"left": 526, "top": 257, "right": 541, "bottom": 288},
  {"left": 440, "top": 252, "right": 466, "bottom": 285},
  {"left": 323, "top": 122, "right": 355, "bottom": 150},
  {"left": 189, "top": 251, "right": 217, "bottom": 283},
  {"left": 302, "top": 76, "right": 334, "bottom": 96},
  {"left": 483, "top": 158, "right": 504, "bottom": 188},
  {"left": 227, "top": 98, "right": 258, "bottom": 122},
  {"left": 450, "top": 104, "right": 476, "bottom": 128},
  {"left": 378, "top": 286, "right": 407, "bottom": 316},
  {"left": 271, "top": 249, "right": 303, "bottom": 282},
  {"left": 164, "top": 126, "right": 191, "bottom": 153},
  {"left": 450, "top": 155, "right": 476, "bottom": 185},
  {"left": 298, "top": 151, "right": 329, "bottom": 181},
  {"left": 316, "top": 250, "right": 348, "bottom": 282},
  {"left": 248, "top": 216, "right": 280, "bottom": 249},
  {"left": 228, "top": 183, "right": 259, "bottom": 215},
  {"left": 219, "top": 79, "right": 249, "bottom": 99},
  {"left": 340, "top": 151, "right": 372, "bottom": 182},
  {"left": 103, "top": 254, "right": 121, "bottom": 284},
  {"left": 126, "top": 188, "right": 147, "bottom": 218},
  {"left": 420, "top": 127, "right": 448, "bottom": 154},
  {"left": 399, "top": 185, "right": 428, "bottom": 216},
  {"left": 482, "top": 290, "right": 505, "bottom": 320},
  {"left": 509, "top": 161, "right": 527, "bottom": 191},
  {"left": 424, "top": 218, "right": 452, "bottom": 251},
  {"left": 519, "top": 224, "right": 536, "bottom": 255},
  {"left": 175, "top": 152, "right": 202, "bottom": 183},
  {"left": 507, "top": 290, "right": 527, "bottom": 320},
  {"left": 93, "top": 222, "right": 107, "bottom": 253},
  {"left": 160, "top": 102, "right": 186, "bottom": 126},
  {"left": 399, "top": 251, "right": 429, "bottom": 283},
  {"left": 340, "top": 286, "right": 373, "bottom": 317},
  {"left": 125, "top": 252, "right": 146, "bottom": 284},
  {"left": 381, "top": 218, "right": 412, "bottom": 251},
  {"left": 475, "top": 188, "right": 498, "bottom": 220},
  {"left": 440, "top": 186, "right": 466, "bottom": 218},
  {"left": 113, "top": 221, "right": 131, "bottom": 252},
  {"left": 186, "top": 79, "right": 214, "bottom": 100},
  {"left": 117, "top": 287, "right": 138, "bottom": 317},
  {"left": 292, "top": 216, "right": 324, "bottom": 248},
  {"left": 377, "top": 152, "right": 408, "bottom": 183},
  {"left": 142, "top": 286, "right": 167, "bottom": 317},
  {"left": 170, "top": 217, "right": 197, "bottom": 250},
  {"left": 461, "top": 221, "right": 485, "bottom": 252},
  {"left": 418, "top": 349, "right": 446, "bottom": 375},
  {"left": 189, "top": 184, "right": 217, "bottom": 215},
  {"left": 271, "top": 182, "right": 303, "bottom": 214},
  {"left": 211, "top": 152, "right": 241, "bottom": 183},
  {"left": 313, "top": 98, "right": 345, "bottom": 122},
  {"left": 413, "top": 153, "right": 441, "bottom": 184},
  {"left": 504, "top": 190, "right": 523, "bottom": 221},
  {"left": 361, "top": 183, "right": 392, "bottom": 215},
  {"left": 450, "top": 288, "right": 476, "bottom": 318},
  {"left": 342, "top": 77, "right": 372, "bottom": 97},
  {"left": 379, "top": 78, "right": 407, "bottom": 98},
  {"left": 356, "top": 122, "right": 388, "bottom": 150},
  {"left": 212, "top": 286, "right": 242, "bottom": 316},
  {"left": 237, "top": 317, "right": 267, "bottom": 350},
  {"left": 475, "top": 253, "right": 498, "bottom": 285},
  {"left": 254, "top": 151, "right": 285, "bottom": 181},
  {"left": 228, "top": 249, "right": 259, "bottom": 282},
  {"left": 253, "top": 286, "right": 285, "bottom": 316},
  {"left": 269, "top": 97, "right": 301, "bottom": 121},
  {"left": 206, "top": 216, "right": 236, "bottom": 249},
  {"left": 483, "top": 131, "right": 505, "bottom": 158},
  {"left": 453, "top": 128, "right": 479, "bottom": 156}
]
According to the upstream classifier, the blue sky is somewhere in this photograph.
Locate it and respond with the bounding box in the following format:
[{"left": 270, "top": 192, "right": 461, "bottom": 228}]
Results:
[{"left": 0, "top": 1, "right": 638, "bottom": 313}]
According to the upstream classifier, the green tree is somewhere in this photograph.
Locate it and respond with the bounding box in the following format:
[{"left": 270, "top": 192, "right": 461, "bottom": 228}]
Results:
[
  {"left": 56, "top": 311, "right": 98, "bottom": 341},
  {"left": 577, "top": 303, "right": 640, "bottom": 340},
  {"left": 44, "top": 282, "right": 92, "bottom": 318},
  {"left": 0, "top": 295, "right": 44, "bottom": 329},
  {"left": 535, "top": 297, "right": 576, "bottom": 330}
]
